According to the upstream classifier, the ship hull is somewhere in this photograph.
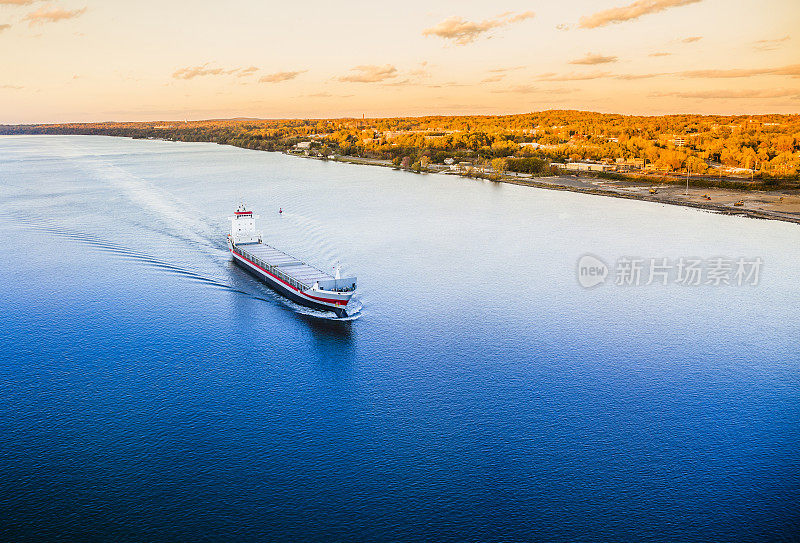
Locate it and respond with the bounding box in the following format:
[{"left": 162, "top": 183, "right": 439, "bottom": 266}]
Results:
[{"left": 230, "top": 245, "right": 352, "bottom": 317}]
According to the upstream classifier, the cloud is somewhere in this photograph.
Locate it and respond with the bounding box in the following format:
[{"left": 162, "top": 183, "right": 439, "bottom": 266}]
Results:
[
  {"left": 507, "top": 11, "right": 535, "bottom": 23},
  {"left": 376, "top": 64, "right": 433, "bottom": 87},
  {"left": 424, "top": 81, "right": 469, "bottom": 88},
  {"left": 173, "top": 64, "right": 227, "bottom": 79},
  {"left": 753, "top": 36, "right": 790, "bottom": 51},
  {"left": 1, "top": 84, "right": 23, "bottom": 89},
  {"left": 579, "top": 0, "right": 702, "bottom": 29},
  {"left": 492, "top": 85, "right": 575, "bottom": 94},
  {"left": 422, "top": 10, "right": 535, "bottom": 45},
  {"left": 481, "top": 75, "right": 505, "bottom": 83},
  {"left": 616, "top": 73, "right": 665, "bottom": 80},
  {"left": 488, "top": 66, "right": 524, "bottom": 73},
  {"left": 653, "top": 88, "right": 800, "bottom": 99},
  {"left": 555, "top": 23, "right": 570, "bottom": 31},
  {"left": 237, "top": 66, "right": 258, "bottom": 77},
  {"left": 0, "top": 0, "right": 36, "bottom": 4},
  {"left": 569, "top": 53, "right": 618, "bottom": 65},
  {"left": 0, "top": 24, "right": 10, "bottom": 32},
  {"left": 491, "top": 85, "right": 574, "bottom": 94},
  {"left": 524, "top": 70, "right": 665, "bottom": 81},
  {"left": 649, "top": 52, "right": 671, "bottom": 57},
  {"left": 491, "top": 85, "right": 539, "bottom": 94},
  {"left": 771, "top": 65, "right": 800, "bottom": 77},
  {"left": 23, "top": 6, "right": 86, "bottom": 25},
  {"left": 681, "top": 64, "right": 800, "bottom": 78},
  {"left": 173, "top": 64, "right": 262, "bottom": 80},
  {"left": 381, "top": 79, "right": 415, "bottom": 87},
  {"left": 259, "top": 70, "right": 306, "bottom": 83},
  {"left": 681, "top": 68, "right": 764, "bottom": 78},
  {"left": 537, "top": 71, "right": 611, "bottom": 81},
  {"left": 423, "top": 16, "right": 500, "bottom": 44},
  {"left": 682, "top": 36, "right": 702, "bottom": 43},
  {"left": 305, "top": 92, "right": 354, "bottom": 98},
  {"left": 337, "top": 64, "right": 398, "bottom": 83}
]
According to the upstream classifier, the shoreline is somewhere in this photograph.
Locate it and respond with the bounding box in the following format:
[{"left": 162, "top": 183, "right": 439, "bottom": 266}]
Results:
[
  {"left": 6, "top": 133, "right": 797, "bottom": 226},
  {"left": 498, "top": 175, "right": 800, "bottom": 224},
  {"left": 294, "top": 152, "right": 800, "bottom": 226}
]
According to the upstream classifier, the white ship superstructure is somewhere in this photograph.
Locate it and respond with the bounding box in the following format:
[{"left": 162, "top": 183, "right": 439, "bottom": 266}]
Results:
[{"left": 227, "top": 204, "right": 357, "bottom": 317}]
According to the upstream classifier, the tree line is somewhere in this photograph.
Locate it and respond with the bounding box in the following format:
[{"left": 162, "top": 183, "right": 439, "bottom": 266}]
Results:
[{"left": 2, "top": 110, "right": 798, "bottom": 179}]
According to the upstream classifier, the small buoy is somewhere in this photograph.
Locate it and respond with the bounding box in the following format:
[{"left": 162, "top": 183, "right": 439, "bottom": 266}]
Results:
[{"left": 279, "top": 207, "right": 283, "bottom": 214}]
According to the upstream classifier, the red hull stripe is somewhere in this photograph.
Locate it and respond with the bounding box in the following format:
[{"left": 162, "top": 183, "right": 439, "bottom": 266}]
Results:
[
  {"left": 234, "top": 211, "right": 252, "bottom": 215},
  {"left": 231, "top": 248, "right": 347, "bottom": 306}
]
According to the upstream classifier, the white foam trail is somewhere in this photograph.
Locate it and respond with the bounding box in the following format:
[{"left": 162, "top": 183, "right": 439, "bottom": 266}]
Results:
[
  {"left": 89, "top": 159, "right": 216, "bottom": 246},
  {"left": 46, "top": 139, "right": 219, "bottom": 250},
  {"left": 31, "top": 138, "right": 364, "bottom": 321}
]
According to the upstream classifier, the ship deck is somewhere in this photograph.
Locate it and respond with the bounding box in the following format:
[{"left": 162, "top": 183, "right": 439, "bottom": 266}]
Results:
[{"left": 236, "top": 242, "right": 332, "bottom": 286}]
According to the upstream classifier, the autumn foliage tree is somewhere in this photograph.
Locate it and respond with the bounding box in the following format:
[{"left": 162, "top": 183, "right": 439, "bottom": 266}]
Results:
[{"left": 2, "top": 110, "right": 797, "bottom": 179}]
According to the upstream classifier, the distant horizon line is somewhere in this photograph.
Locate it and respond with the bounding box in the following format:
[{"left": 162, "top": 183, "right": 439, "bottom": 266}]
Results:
[{"left": 3, "top": 108, "right": 800, "bottom": 126}]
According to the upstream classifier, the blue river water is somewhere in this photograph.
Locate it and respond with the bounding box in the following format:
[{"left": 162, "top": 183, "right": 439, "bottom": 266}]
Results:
[{"left": 0, "top": 135, "right": 798, "bottom": 542}]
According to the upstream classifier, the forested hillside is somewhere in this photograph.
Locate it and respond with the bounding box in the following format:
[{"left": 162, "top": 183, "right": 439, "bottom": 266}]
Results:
[{"left": 3, "top": 111, "right": 798, "bottom": 178}]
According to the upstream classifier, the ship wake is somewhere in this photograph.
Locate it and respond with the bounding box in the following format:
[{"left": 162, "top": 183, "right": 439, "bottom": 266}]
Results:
[{"left": 18, "top": 219, "right": 361, "bottom": 321}]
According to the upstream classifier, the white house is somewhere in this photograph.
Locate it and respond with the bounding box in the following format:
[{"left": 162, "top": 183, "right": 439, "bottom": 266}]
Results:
[{"left": 565, "top": 162, "right": 614, "bottom": 172}]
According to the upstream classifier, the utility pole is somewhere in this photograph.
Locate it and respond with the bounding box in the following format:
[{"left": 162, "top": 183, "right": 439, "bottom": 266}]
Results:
[{"left": 686, "top": 164, "right": 690, "bottom": 195}]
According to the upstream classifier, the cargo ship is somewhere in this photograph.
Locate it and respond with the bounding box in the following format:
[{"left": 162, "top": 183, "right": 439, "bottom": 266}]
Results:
[{"left": 227, "top": 205, "right": 357, "bottom": 317}]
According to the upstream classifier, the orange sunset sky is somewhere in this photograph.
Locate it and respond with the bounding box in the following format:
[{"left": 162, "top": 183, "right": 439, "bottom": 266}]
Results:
[{"left": 2, "top": 0, "right": 799, "bottom": 123}]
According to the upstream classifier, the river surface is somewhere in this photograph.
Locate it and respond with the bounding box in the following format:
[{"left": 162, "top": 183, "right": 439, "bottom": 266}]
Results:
[{"left": 1, "top": 135, "right": 798, "bottom": 542}]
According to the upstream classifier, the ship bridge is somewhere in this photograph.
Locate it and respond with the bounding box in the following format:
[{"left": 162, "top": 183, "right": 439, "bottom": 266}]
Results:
[{"left": 229, "top": 204, "right": 261, "bottom": 244}]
